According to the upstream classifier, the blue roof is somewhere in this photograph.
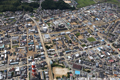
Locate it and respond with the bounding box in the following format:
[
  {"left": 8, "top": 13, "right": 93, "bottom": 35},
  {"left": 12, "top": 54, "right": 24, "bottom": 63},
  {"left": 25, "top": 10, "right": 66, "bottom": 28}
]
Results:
[
  {"left": 39, "top": 43, "right": 42, "bottom": 46},
  {"left": 67, "top": 23, "right": 70, "bottom": 25},
  {"left": 0, "top": 44, "right": 4, "bottom": 48},
  {"left": 75, "top": 70, "right": 80, "bottom": 75},
  {"left": 28, "top": 42, "right": 34, "bottom": 45}
]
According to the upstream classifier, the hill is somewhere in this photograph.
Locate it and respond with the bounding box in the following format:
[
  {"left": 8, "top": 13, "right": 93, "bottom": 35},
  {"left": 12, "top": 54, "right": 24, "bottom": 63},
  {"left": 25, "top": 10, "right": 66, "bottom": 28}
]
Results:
[
  {"left": 0, "top": 0, "right": 39, "bottom": 12},
  {"left": 41, "top": 0, "right": 75, "bottom": 10}
]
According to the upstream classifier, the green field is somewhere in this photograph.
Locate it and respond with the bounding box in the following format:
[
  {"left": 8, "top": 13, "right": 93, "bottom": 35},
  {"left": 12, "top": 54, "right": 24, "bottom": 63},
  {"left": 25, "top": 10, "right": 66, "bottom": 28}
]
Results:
[
  {"left": 76, "top": 0, "right": 120, "bottom": 8},
  {"left": 47, "top": 23, "right": 51, "bottom": 26},
  {"left": 81, "top": 44, "right": 86, "bottom": 47},
  {"left": 96, "top": 0, "right": 120, "bottom": 4},
  {"left": 76, "top": 0, "right": 95, "bottom": 8},
  {"left": 87, "top": 37, "right": 96, "bottom": 42},
  {"left": 12, "top": 45, "right": 19, "bottom": 48},
  {"left": 0, "top": 12, "right": 2, "bottom": 14}
]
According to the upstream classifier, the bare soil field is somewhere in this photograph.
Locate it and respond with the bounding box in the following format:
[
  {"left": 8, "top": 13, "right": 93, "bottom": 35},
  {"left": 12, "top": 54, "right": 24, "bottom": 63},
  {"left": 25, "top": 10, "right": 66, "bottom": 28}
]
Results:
[
  {"left": 64, "top": 1, "right": 71, "bottom": 3},
  {"left": 78, "top": 35, "right": 83, "bottom": 39},
  {"left": 53, "top": 67, "right": 69, "bottom": 79}
]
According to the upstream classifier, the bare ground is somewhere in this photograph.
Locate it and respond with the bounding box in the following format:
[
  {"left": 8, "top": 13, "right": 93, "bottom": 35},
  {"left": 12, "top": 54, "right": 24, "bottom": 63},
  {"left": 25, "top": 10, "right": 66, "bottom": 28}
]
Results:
[{"left": 53, "top": 67, "right": 69, "bottom": 79}]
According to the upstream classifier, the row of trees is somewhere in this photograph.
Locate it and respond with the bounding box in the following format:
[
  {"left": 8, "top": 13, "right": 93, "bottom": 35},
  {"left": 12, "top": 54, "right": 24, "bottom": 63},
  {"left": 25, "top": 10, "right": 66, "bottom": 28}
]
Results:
[
  {"left": 41, "top": 0, "right": 75, "bottom": 10},
  {"left": 0, "top": 0, "right": 39, "bottom": 12}
]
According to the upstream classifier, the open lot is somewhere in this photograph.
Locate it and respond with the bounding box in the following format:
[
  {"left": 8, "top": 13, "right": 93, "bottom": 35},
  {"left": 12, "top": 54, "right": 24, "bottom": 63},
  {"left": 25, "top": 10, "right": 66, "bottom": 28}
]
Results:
[
  {"left": 87, "top": 37, "right": 96, "bottom": 42},
  {"left": 95, "top": 0, "right": 120, "bottom": 5},
  {"left": 78, "top": 35, "right": 83, "bottom": 39},
  {"left": 53, "top": 67, "right": 69, "bottom": 78},
  {"left": 76, "top": 0, "right": 95, "bottom": 8}
]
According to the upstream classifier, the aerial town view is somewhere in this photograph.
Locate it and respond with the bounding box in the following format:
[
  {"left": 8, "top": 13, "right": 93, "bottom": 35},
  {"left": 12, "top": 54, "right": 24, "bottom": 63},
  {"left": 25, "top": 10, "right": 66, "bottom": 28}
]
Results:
[{"left": 0, "top": 0, "right": 120, "bottom": 80}]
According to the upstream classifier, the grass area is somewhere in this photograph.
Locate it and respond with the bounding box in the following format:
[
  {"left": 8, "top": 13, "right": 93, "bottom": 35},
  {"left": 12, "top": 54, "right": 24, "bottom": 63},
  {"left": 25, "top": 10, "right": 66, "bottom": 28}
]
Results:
[
  {"left": 106, "top": 0, "right": 120, "bottom": 5},
  {"left": 12, "top": 45, "right": 19, "bottom": 48},
  {"left": 87, "top": 37, "right": 96, "bottom": 42},
  {"left": 65, "top": 35, "right": 69, "bottom": 39},
  {"left": 41, "top": 67, "right": 48, "bottom": 70},
  {"left": 51, "top": 63, "right": 65, "bottom": 68},
  {"left": 95, "top": 0, "right": 120, "bottom": 6},
  {"left": 13, "top": 19, "right": 16, "bottom": 23},
  {"left": 76, "top": 0, "right": 95, "bottom": 8},
  {"left": 81, "top": 44, "right": 86, "bottom": 47},
  {"left": 31, "top": 15, "right": 34, "bottom": 17},
  {"left": 97, "top": 0, "right": 119, "bottom": 3},
  {"left": 75, "top": 32, "right": 80, "bottom": 38},
  {"left": 47, "top": 23, "right": 51, "bottom": 26},
  {"left": 0, "top": 12, "right": 3, "bottom": 14}
]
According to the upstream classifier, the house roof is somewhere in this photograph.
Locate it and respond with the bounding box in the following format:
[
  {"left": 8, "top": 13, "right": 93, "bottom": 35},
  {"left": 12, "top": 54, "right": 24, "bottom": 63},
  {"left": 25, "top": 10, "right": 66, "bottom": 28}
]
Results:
[
  {"left": 0, "top": 72, "right": 3, "bottom": 79},
  {"left": 109, "top": 59, "right": 114, "bottom": 62},
  {"left": 73, "top": 64, "right": 82, "bottom": 70},
  {"left": 0, "top": 44, "right": 4, "bottom": 48},
  {"left": 75, "top": 70, "right": 80, "bottom": 75},
  {"left": 44, "top": 34, "right": 50, "bottom": 39}
]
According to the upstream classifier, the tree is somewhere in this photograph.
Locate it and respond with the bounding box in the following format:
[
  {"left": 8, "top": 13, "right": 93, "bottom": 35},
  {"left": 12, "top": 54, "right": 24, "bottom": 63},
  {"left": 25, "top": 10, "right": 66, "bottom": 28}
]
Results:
[
  {"left": 69, "top": 40, "right": 72, "bottom": 43},
  {"left": 62, "top": 75, "right": 65, "bottom": 78},
  {"left": 56, "top": 76, "right": 60, "bottom": 79},
  {"left": 13, "top": 52, "right": 16, "bottom": 56},
  {"left": 41, "top": 0, "right": 75, "bottom": 10},
  {"left": 92, "top": 75, "right": 95, "bottom": 77},
  {"left": 45, "top": 45, "right": 50, "bottom": 49},
  {"left": 75, "top": 33, "right": 80, "bottom": 37},
  {"left": 0, "top": 0, "right": 39, "bottom": 12}
]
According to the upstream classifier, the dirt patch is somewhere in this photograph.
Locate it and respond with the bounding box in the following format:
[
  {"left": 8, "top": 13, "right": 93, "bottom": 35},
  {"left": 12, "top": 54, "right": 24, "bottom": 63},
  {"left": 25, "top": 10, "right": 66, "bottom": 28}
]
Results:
[
  {"left": 57, "top": 41, "right": 62, "bottom": 45},
  {"left": 53, "top": 67, "right": 69, "bottom": 79},
  {"left": 64, "top": 1, "right": 71, "bottom": 3},
  {"left": 27, "top": 51, "right": 37, "bottom": 57},
  {"left": 78, "top": 35, "right": 83, "bottom": 39},
  {"left": 71, "top": 22, "right": 77, "bottom": 25}
]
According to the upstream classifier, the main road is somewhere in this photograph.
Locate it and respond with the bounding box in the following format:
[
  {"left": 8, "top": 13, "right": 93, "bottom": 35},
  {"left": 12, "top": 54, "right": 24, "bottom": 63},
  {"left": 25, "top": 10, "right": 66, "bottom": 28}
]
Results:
[{"left": 25, "top": 14, "right": 53, "bottom": 80}]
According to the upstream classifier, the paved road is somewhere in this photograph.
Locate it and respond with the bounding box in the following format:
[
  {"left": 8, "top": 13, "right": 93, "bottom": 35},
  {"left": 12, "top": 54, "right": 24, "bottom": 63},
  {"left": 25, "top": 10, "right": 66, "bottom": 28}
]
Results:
[
  {"left": 0, "top": 19, "right": 4, "bottom": 25},
  {"left": 25, "top": 14, "right": 53, "bottom": 80}
]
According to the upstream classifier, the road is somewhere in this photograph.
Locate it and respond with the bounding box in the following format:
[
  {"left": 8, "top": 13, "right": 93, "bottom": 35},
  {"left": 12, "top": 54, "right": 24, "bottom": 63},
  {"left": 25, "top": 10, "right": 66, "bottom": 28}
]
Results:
[
  {"left": 25, "top": 14, "right": 53, "bottom": 80},
  {"left": 0, "top": 19, "right": 4, "bottom": 25}
]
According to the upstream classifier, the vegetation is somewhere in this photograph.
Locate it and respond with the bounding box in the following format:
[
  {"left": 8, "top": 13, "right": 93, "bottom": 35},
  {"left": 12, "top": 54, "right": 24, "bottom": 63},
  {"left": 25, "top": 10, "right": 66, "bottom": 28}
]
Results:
[
  {"left": 12, "top": 45, "right": 19, "bottom": 48},
  {"left": 53, "top": 73, "right": 54, "bottom": 78},
  {"left": 75, "top": 32, "right": 80, "bottom": 38},
  {"left": 65, "top": 35, "right": 69, "bottom": 39},
  {"left": 56, "top": 76, "right": 60, "bottom": 79},
  {"left": 67, "top": 72, "right": 72, "bottom": 78},
  {"left": 47, "top": 23, "right": 51, "bottom": 26},
  {"left": 51, "top": 63, "right": 65, "bottom": 68},
  {"left": 96, "top": 0, "right": 120, "bottom": 5},
  {"left": 0, "top": 12, "right": 3, "bottom": 14},
  {"left": 69, "top": 40, "right": 72, "bottom": 43},
  {"left": 41, "top": 67, "right": 48, "bottom": 70},
  {"left": 62, "top": 75, "right": 66, "bottom": 78},
  {"left": 29, "top": 72, "right": 30, "bottom": 80},
  {"left": 45, "top": 44, "right": 53, "bottom": 49},
  {"left": 75, "top": 0, "right": 95, "bottom": 8},
  {"left": 83, "top": 68, "right": 91, "bottom": 73},
  {"left": 87, "top": 37, "right": 96, "bottom": 42},
  {"left": 0, "top": 0, "right": 39, "bottom": 12},
  {"left": 45, "top": 45, "right": 51, "bottom": 49},
  {"left": 41, "top": 0, "right": 75, "bottom": 10},
  {"left": 13, "top": 52, "right": 16, "bottom": 56},
  {"left": 81, "top": 44, "right": 86, "bottom": 47},
  {"left": 92, "top": 75, "right": 95, "bottom": 77}
]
